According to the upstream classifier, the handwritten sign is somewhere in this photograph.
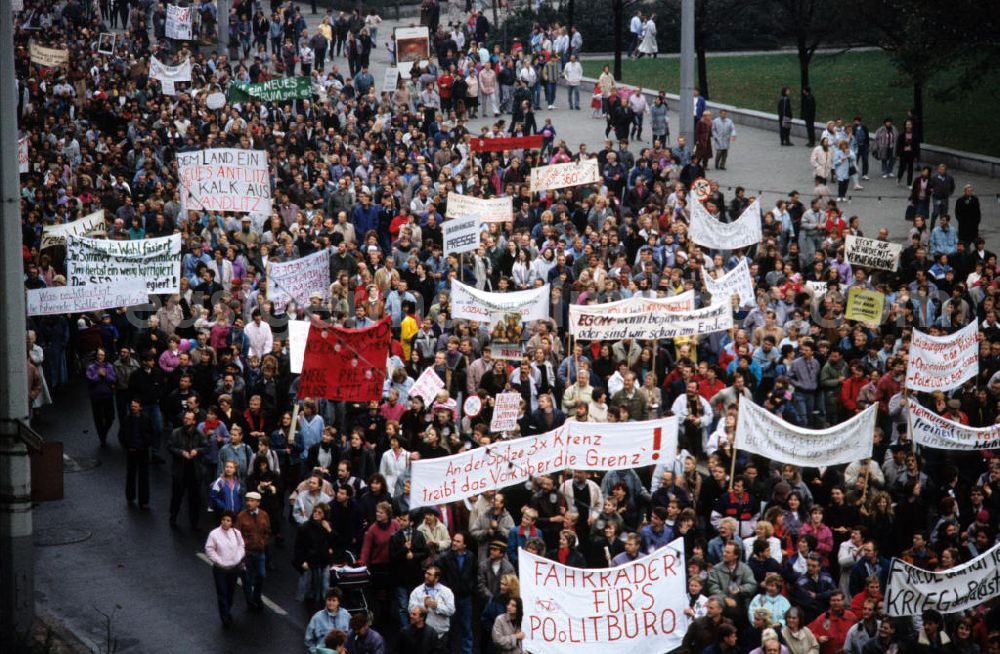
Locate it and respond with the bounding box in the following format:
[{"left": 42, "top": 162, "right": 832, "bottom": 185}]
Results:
[
  {"left": 909, "top": 399, "right": 1000, "bottom": 450},
  {"left": 906, "top": 322, "right": 979, "bottom": 392},
  {"left": 267, "top": 249, "right": 330, "bottom": 314},
  {"left": 845, "top": 287, "right": 885, "bottom": 324},
  {"left": 701, "top": 258, "right": 754, "bottom": 307},
  {"left": 41, "top": 210, "right": 107, "bottom": 249},
  {"left": 27, "top": 280, "right": 149, "bottom": 317},
  {"left": 298, "top": 319, "right": 391, "bottom": 402},
  {"left": 445, "top": 193, "right": 513, "bottom": 223},
  {"left": 845, "top": 234, "right": 901, "bottom": 272},
  {"left": 176, "top": 148, "right": 272, "bottom": 214},
  {"left": 490, "top": 392, "right": 521, "bottom": 432},
  {"left": 411, "top": 367, "right": 445, "bottom": 405},
  {"left": 165, "top": 4, "right": 192, "bottom": 40},
  {"left": 529, "top": 159, "right": 599, "bottom": 193},
  {"left": 382, "top": 67, "right": 400, "bottom": 93},
  {"left": 29, "top": 43, "right": 69, "bottom": 68},
  {"left": 885, "top": 543, "right": 1000, "bottom": 616},
  {"left": 66, "top": 234, "right": 182, "bottom": 294}
]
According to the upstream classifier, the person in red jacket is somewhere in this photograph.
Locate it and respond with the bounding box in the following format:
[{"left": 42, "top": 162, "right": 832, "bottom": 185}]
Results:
[
  {"left": 807, "top": 590, "right": 857, "bottom": 654},
  {"left": 437, "top": 69, "right": 454, "bottom": 112},
  {"left": 839, "top": 361, "right": 869, "bottom": 415}
]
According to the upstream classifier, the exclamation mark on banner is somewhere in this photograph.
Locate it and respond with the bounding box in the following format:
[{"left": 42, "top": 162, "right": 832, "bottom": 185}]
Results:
[{"left": 651, "top": 427, "right": 662, "bottom": 460}]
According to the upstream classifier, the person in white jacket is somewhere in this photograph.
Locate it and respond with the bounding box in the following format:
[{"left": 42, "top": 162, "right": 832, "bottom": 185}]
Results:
[
  {"left": 408, "top": 565, "right": 456, "bottom": 637},
  {"left": 204, "top": 511, "right": 246, "bottom": 625},
  {"left": 244, "top": 308, "right": 273, "bottom": 358},
  {"left": 562, "top": 54, "right": 583, "bottom": 110}
]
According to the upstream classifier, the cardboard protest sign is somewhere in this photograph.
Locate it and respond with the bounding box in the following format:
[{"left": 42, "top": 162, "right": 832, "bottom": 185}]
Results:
[
  {"left": 288, "top": 319, "right": 310, "bottom": 374},
  {"left": 227, "top": 77, "right": 312, "bottom": 103},
  {"left": 18, "top": 137, "right": 28, "bottom": 173},
  {"left": 149, "top": 56, "right": 192, "bottom": 84},
  {"left": 908, "top": 399, "right": 1000, "bottom": 450},
  {"left": 176, "top": 148, "right": 272, "bottom": 214},
  {"left": 689, "top": 198, "right": 762, "bottom": 251},
  {"left": 410, "top": 367, "right": 445, "bottom": 405},
  {"left": 906, "top": 322, "right": 979, "bottom": 392},
  {"left": 27, "top": 280, "right": 149, "bottom": 317},
  {"left": 451, "top": 280, "right": 549, "bottom": 325},
  {"left": 885, "top": 543, "right": 1000, "bottom": 617},
  {"left": 490, "top": 392, "right": 521, "bottom": 432},
  {"left": 522, "top": 543, "right": 687, "bottom": 654},
  {"left": 41, "top": 210, "right": 108, "bottom": 249},
  {"left": 567, "top": 302, "right": 732, "bottom": 341},
  {"left": 567, "top": 292, "right": 696, "bottom": 338},
  {"left": 29, "top": 43, "right": 69, "bottom": 67},
  {"left": 443, "top": 216, "right": 480, "bottom": 257},
  {"left": 529, "top": 159, "right": 599, "bottom": 193},
  {"left": 382, "top": 67, "right": 399, "bottom": 93},
  {"left": 395, "top": 26, "right": 430, "bottom": 64},
  {"left": 701, "top": 258, "right": 755, "bottom": 307},
  {"left": 267, "top": 249, "right": 330, "bottom": 314},
  {"left": 844, "top": 287, "right": 885, "bottom": 323},
  {"left": 735, "top": 399, "right": 876, "bottom": 467},
  {"left": 298, "top": 319, "right": 391, "bottom": 402},
  {"left": 165, "top": 4, "right": 192, "bottom": 40},
  {"left": 471, "top": 135, "right": 544, "bottom": 152},
  {"left": 410, "top": 417, "right": 677, "bottom": 507},
  {"left": 445, "top": 193, "right": 513, "bottom": 223},
  {"left": 845, "top": 234, "right": 901, "bottom": 272},
  {"left": 66, "top": 234, "right": 182, "bottom": 294}
]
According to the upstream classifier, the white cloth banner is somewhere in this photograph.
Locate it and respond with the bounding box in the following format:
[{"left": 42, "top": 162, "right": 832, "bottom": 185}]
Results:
[
  {"left": 735, "top": 399, "right": 876, "bottom": 467},
  {"left": 701, "top": 258, "right": 755, "bottom": 307},
  {"left": 567, "top": 292, "right": 695, "bottom": 336},
  {"left": 451, "top": 280, "right": 549, "bottom": 325},
  {"left": 567, "top": 301, "right": 732, "bottom": 341},
  {"left": 884, "top": 543, "right": 1000, "bottom": 617},
  {"left": 27, "top": 280, "right": 149, "bottom": 317},
  {"left": 908, "top": 399, "right": 1000, "bottom": 450},
  {"left": 689, "top": 198, "right": 762, "bottom": 251},
  {"left": 845, "top": 234, "right": 901, "bottom": 272},
  {"left": 906, "top": 322, "right": 979, "bottom": 392},
  {"left": 41, "top": 210, "right": 107, "bottom": 249},
  {"left": 268, "top": 249, "right": 330, "bottom": 314},
  {"left": 149, "top": 56, "right": 192, "bottom": 83},
  {"left": 165, "top": 5, "right": 192, "bottom": 40},
  {"left": 521, "top": 543, "right": 687, "bottom": 654},
  {"left": 410, "top": 417, "right": 677, "bottom": 508},
  {"left": 177, "top": 148, "right": 272, "bottom": 214},
  {"left": 490, "top": 392, "right": 521, "bottom": 432},
  {"left": 443, "top": 216, "right": 480, "bottom": 257},
  {"left": 66, "top": 234, "right": 182, "bottom": 294},
  {"left": 288, "top": 319, "right": 310, "bottom": 374},
  {"left": 529, "top": 159, "right": 599, "bottom": 193},
  {"left": 410, "top": 367, "right": 445, "bottom": 405},
  {"left": 446, "top": 193, "right": 513, "bottom": 223}
]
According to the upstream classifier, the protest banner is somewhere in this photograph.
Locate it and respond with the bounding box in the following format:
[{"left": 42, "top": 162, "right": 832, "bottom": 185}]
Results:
[
  {"left": 689, "top": 198, "right": 762, "bottom": 251},
  {"left": 161, "top": 80, "right": 176, "bottom": 96},
  {"left": 18, "top": 137, "right": 29, "bottom": 174},
  {"left": 521, "top": 543, "right": 687, "bottom": 654},
  {"left": 490, "top": 392, "right": 521, "bottom": 432},
  {"left": 410, "top": 417, "right": 677, "bottom": 507},
  {"left": 568, "top": 302, "right": 732, "bottom": 341},
  {"left": 806, "top": 280, "right": 828, "bottom": 297},
  {"left": 908, "top": 399, "right": 1000, "bottom": 450},
  {"left": 445, "top": 193, "right": 513, "bottom": 223},
  {"left": 451, "top": 280, "right": 549, "bottom": 325},
  {"left": 267, "top": 249, "right": 330, "bottom": 313},
  {"left": 97, "top": 32, "right": 115, "bottom": 55},
  {"left": 845, "top": 234, "right": 901, "bottom": 272},
  {"left": 567, "top": 292, "right": 695, "bottom": 337},
  {"left": 905, "top": 322, "right": 979, "bottom": 392},
  {"left": 411, "top": 367, "right": 445, "bottom": 405},
  {"left": 149, "top": 56, "right": 192, "bottom": 85},
  {"left": 176, "top": 148, "right": 272, "bottom": 214},
  {"left": 490, "top": 343, "right": 524, "bottom": 361},
  {"left": 471, "top": 135, "right": 545, "bottom": 152},
  {"left": 165, "top": 4, "right": 192, "bottom": 40},
  {"left": 288, "top": 319, "right": 310, "bottom": 374},
  {"left": 227, "top": 77, "right": 312, "bottom": 103},
  {"left": 443, "top": 216, "right": 480, "bottom": 257},
  {"left": 884, "top": 543, "right": 1000, "bottom": 617},
  {"left": 529, "top": 159, "right": 599, "bottom": 193},
  {"left": 395, "top": 26, "right": 429, "bottom": 75},
  {"left": 382, "top": 67, "right": 400, "bottom": 93},
  {"left": 298, "top": 318, "right": 391, "bottom": 401},
  {"left": 29, "top": 43, "right": 69, "bottom": 68},
  {"left": 66, "top": 234, "right": 182, "bottom": 294},
  {"left": 26, "top": 280, "right": 149, "bottom": 317},
  {"left": 844, "top": 287, "right": 885, "bottom": 323},
  {"left": 41, "top": 210, "right": 108, "bottom": 249},
  {"left": 701, "top": 258, "right": 755, "bottom": 307},
  {"left": 735, "top": 399, "right": 876, "bottom": 467}
]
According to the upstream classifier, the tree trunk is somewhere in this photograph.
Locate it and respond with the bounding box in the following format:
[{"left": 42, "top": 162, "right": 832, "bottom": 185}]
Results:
[
  {"left": 695, "top": 0, "right": 709, "bottom": 99},
  {"left": 912, "top": 80, "right": 924, "bottom": 146},
  {"left": 613, "top": 0, "right": 623, "bottom": 81},
  {"left": 566, "top": 0, "right": 575, "bottom": 28},
  {"left": 797, "top": 34, "right": 811, "bottom": 90}
]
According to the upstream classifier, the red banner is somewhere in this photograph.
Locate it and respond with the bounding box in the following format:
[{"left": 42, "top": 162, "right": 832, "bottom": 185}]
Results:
[
  {"left": 298, "top": 318, "right": 391, "bottom": 402},
  {"left": 470, "top": 135, "right": 544, "bottom": 152}
]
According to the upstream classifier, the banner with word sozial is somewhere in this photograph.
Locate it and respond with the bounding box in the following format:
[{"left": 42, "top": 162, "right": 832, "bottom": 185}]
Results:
[
  {"left": 26, "top": 279, "right": 149, "bottom": 317},
  {"left": 529, "top": 159, "right": 599, "bottom": 193},
  {"left": 41, "top": 210, "right": 107, "bottom": 249},
  {"left": 165, "top": 4, "right": 192, "bottom": 40},
  {"left": 701, "top": 258, "right": 755, "bottom": 307},
  {"left": 884, "top": 543, "right": 1000, "bottom": 617},
  {"left": 689, "top": 198, "right": 762, "bottom": 251},
  {"left": 735, "top": 399, "right": 876, "bottom": 467},
  {"left": 409, "top": 417, "right": 677, "bottom": 508},
  {"left": 176, "top": 148, "right": 272, "bottom": 214},
  {"left": 267, "top": 249, "right": 330, "bottom": 314},
  {"left": 442, "top": 216, "right": 480, "bottom": 258},
  {"left": 298, "top": 319, "right": 391, "bottom": 402},
  {"left": 445, "top": 193, "right": 513, "bottom": 223},
  {"left": 521, "top": 543, "right": 687, "bottom": 654},
  {"left": 908, "top": 399, "right": 1000, "bottom": 450},
  {"left": 567, "top": 301, "right": 732, "bottom": 341},
  {"left": 450, "top": 280, "right": 549, "bottom": 325},
  {"left": 845, "top": 234, "right": 901, "bottom": 272},
  {"left": 905, "top": 321, "right": 979, "bottom": 392},
  {"left": 66, "top": 234, "right": 182, "bottom": 294}
]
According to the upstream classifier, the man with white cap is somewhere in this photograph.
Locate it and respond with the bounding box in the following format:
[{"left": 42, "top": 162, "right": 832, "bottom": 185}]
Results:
[{"left": 236, "top": 490, "right": 272, "bottom": 611}]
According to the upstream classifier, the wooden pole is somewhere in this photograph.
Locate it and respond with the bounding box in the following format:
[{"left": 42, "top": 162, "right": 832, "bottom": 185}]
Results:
[{"left": 728, "top": 438, "right": 737, "bottom": 491}]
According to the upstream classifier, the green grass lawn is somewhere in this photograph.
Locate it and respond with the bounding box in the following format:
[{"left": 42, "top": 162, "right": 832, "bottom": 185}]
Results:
[{"left": 582, "top": 50, "right": 1000, "bottom": 157}]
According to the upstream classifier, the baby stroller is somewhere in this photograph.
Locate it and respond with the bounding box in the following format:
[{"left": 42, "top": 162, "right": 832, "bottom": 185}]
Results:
[{"left": 329, "top": 552, "right": 372, "bottom": 621}]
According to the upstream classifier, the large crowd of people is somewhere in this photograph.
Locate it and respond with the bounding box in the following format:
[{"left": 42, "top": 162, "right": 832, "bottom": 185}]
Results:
[{"left": 16, "top": 0, "right": 1000, "bottom": 653}]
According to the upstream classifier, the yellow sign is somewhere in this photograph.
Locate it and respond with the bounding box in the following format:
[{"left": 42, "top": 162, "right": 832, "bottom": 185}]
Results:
[{"left": 845, "top": 287, "right": 885, "bottom": 324}]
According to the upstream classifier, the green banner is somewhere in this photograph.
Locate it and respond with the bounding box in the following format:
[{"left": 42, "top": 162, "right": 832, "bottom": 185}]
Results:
[{"left": 227, "top": 76, "right": 312, "bottom": 103}]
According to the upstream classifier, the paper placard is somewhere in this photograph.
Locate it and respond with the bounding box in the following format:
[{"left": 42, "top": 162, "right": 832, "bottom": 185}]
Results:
[
  {"left": 176, "top": 148, "right": 272, "bottom": 214},
  {"left": 27, "top": 280, "right": 149, "bottom": 317},
  {"left": 844, "top": 287, "right": 885, "bottom": 324},
  {"left": 445, "top": 193, "right": 513, "bottom": 223},
  {"left": 267, "top": 249, "right": 330, "bottom": 314},
  {"left": 529, "top": 159, "right": 599, "bottom": 193},
  {"left": 845, "top": 234, "right": 901, "bottom": 272},
  {"left": 165, "top": 4, "right": 192, "bottom": 40}
]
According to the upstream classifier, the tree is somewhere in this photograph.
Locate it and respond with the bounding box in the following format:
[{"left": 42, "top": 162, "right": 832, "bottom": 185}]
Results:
[
  {"left": 771, "top": 0, "right": 834, "bottom": 91},
  {"left": 613, "top": 0, "right": 624, "bottom": 80},
  {"left": 694, "top": 0, "right": 762, "bottom": 100}
]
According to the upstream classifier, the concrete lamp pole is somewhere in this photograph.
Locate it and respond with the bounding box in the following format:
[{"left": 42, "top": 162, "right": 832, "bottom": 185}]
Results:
[{"left": 679, "top": 0, "right": 695, "bottom": 146}]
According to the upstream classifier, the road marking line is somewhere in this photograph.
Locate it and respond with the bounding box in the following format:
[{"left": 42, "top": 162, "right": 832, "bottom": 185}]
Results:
[{"left": 196, "top": 552, "right": 289, "bottom": 616}]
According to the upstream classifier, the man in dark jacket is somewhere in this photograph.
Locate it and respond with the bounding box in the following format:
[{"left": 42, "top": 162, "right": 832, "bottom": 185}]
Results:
[
  {"left": 399, "top": 606, "right": 445, "bottom": 654},
  {"left": 390, "top": 512, "right": 430, "bottom": 628},
  {"left": 802, "top": 87, "right": 817, "bottom": 146},
  {"left": 120, "top": 398, "right": 153, "bottom": 508},
  {"left": 167, "top": 410, "right": 208, "bottom": 529},
  {"left": 436, "top": 532, "right": 476, "bottom": 654},
  {"left": 778, "top": 86, "right": 794, "bottom": 146},
  {"left": 129, "top": 349, "right": 167, "bottom": 462}
]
